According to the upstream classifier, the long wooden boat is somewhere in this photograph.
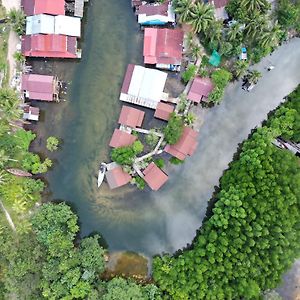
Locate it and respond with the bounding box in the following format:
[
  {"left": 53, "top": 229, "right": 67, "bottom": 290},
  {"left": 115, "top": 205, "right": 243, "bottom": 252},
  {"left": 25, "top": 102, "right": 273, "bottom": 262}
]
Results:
[{"left": 6, "top": 168, "right": 32, "bottom": 177}]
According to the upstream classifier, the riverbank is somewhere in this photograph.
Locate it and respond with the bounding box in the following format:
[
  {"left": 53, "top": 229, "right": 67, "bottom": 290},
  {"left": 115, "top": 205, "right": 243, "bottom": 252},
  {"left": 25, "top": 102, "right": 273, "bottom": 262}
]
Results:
[{"left": 32, "top": 0, "right": 300, "bottom": 257}]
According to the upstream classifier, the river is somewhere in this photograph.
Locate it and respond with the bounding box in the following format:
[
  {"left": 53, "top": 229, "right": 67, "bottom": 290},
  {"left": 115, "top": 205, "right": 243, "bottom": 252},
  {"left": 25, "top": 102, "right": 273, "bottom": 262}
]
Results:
[{"left": 31, "top": 0, "right": 300, "bottom": 257}]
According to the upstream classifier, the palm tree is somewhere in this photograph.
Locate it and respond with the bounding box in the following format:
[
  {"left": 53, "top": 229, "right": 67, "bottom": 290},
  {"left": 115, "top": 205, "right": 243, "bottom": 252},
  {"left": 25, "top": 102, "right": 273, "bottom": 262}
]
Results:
[
  {"left": 0, "top": 89, "right": 22, "bottom": 122},
  {"left": 0, "top": 120, "right": 9, "bottom": 137},
  {"left": 174, "top": 0, "right": 194, "bottom": 23},
  {"left": 244, "top": 13, "right": 268, "bottom": 41},
  {"left": 190, "top": 44, "right": 201, "bottom": 59},
  {"left": 8, "top": 9, "right": 26, "bottom": 35},
  {"left": 227, "top": 23, "right": 243, "bottom": 43},
  {"left": 247, "top": 70, "right": 262, "bottom": 84},
  {"left": 240, "top": 0, "right": 269, "bottom": 13},
  {"left": 207, "top": 20, "right": 223, "bottom": 44},
  {"left": 188, "top": 3, "right": 215, "bottom": 33},
  {"left": 184, "top": 113, "right": 196, "bottom": 125},
  {"left": 259, "top": 22, "right": 282, "bottom": 48},
  {"left": 233, "top": 60, "right": 249, "bottom": 79},
  {"left": 0, "top": 170, "right": 8, "bottom": 185}
]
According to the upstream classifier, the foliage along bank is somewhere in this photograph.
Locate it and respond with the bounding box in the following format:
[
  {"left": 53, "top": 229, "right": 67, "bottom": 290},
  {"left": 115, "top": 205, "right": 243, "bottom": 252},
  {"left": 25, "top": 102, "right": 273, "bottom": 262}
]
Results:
[{"left": 152, "top": 85, "right": 300, "bottom": 299}]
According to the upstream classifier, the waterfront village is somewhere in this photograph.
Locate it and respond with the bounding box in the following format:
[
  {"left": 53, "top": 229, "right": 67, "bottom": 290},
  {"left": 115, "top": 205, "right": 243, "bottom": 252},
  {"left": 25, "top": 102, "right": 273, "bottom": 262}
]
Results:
[{"left": 8, "top": 0, "right": 297, "bottom": 191}]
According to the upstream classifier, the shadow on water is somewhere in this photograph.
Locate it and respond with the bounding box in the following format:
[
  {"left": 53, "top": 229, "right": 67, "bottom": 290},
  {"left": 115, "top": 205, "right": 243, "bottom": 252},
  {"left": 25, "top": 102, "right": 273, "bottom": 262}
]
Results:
[{"left": 31, "top": 0, "right": 300, "bottom": 258}]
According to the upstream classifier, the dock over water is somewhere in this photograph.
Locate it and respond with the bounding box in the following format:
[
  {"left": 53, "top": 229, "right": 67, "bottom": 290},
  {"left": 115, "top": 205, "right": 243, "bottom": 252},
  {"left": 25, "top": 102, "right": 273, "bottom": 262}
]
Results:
[{"left": 74, "top": 0, "right": 88, "bottom": 18}]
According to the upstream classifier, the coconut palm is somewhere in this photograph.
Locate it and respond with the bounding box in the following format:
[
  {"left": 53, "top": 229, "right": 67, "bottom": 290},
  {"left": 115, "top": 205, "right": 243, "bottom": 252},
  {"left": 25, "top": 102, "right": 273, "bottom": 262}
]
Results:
[
  {"left": 0, "top": 120, "right": 9, "bottom": 137},
  {"left": 190, "top": 44, "right": 201, "bottom": 59},
  {"left": 207, "top": 20, "right": 223, "bottom": 43},
  {"left": 247, "top": 70, "right": 262, "bottom": 84},
  {"left": 8, "top": 9, "right": 25, "bottom": 35},
  {"left": 227, "top": 23, "right": 243, "bottom": 43},
  {"left": 259, "top": 22, "right": 282, "bottom": 48},
  {"left": 184, "top": 113, "right": 196, "bottom": 125},
  {"left": 174, "top": 0, "right": 194, "bottom": 23},
  {"left": 240, "top": 0, "right": 270, "bottom": 13},
  {"left": 0, "top": 170, "right": 8, "bottom": 185},
  {"left": 0, "top": 150, "right": 18, "bottom": 168},
  {"left": 188, "top": 3, "right": 215, "bottom": 33},
  {"left": 0, "top": 89, "right": 22, "bottom": 121},
  {"left": 244, "top": 13, "right": 268, "bottom": 41},
  {"left": 233, "top": 60, "right": 249, "bottom": 79}
]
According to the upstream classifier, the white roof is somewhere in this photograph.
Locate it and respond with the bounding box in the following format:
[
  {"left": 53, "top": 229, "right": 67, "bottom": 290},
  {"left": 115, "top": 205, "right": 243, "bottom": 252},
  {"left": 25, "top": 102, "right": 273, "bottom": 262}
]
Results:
[
  {"left": 26, "top": 14, "right": 55, "bottom": 35},
  {"left": 128, "top": 65, "right": 167, "bottom": 105},
  {"left": 138, "top": 4, "right": 175, "bottom": 24},
  {"left": 54, "top": 15, "right": 81, "bottom": 37},
  {"left": 26, "top": 14, "right": 81, "bottom": 37}
]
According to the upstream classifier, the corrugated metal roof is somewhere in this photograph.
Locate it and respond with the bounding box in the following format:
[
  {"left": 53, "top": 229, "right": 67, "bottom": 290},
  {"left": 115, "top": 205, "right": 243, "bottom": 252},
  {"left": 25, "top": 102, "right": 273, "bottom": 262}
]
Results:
[
  {"left": 143, "top": 162, "right": 168, "bottom": 191},
  {"left": 109, "top": 129, "right": 137, "bottom": 148},
  {"left": 118, "top": 105, "right": 145, "bottom": 128},
  {"left": 143, "top": 28, "right": 184, "bottom": 65},
  {"left": 22, "top": 0, "right": 65, "bottom": 16},
  {"left": 154, "top": 102, "right": 174, "bottom": 121},
  {"left": 187, "top": 77, "right": 214, "bottom": 103},
  {"left": 106, "top": 166, "right": 131, "bottom": 189}
]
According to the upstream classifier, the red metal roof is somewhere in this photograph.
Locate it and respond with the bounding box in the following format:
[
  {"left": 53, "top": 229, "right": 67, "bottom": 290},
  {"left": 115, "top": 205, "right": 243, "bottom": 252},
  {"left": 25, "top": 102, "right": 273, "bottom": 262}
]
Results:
[
  {"left": 22, "top": 74, "right": 55, "bottom": 101},
  {"left": 143, "top": 28, "right": 184, "bottom": 65},
  {"left": 21, "top": 35, "right": 78, "bottom": 59},
  {"left": 154, "top": 102, "right": 174, "bottom": 121},
  {"left": 121, "top": 64, "right": 135, "bottom": 94},
  {"left": 22, "top": 0, "right": 65, "bottom": 16},
  {"left": 143, "top": 162, "right": 168, "bottom": 191},
  {"left": 209, "top": 0, "right": 229, "bottom": 9},
  {"left": 164, "top": 127, "right": 198, "bottom": 160},
  {"left": 106, "top": 166, "right": 132, "bottom": 189},
  {"left": 136, "top": 1, "right": 169, "bottom": 16},
  {"left": 118, "top": 105, "right": 145, "bottom": 128},
  {"left": 187, "top": 77, "right": 214, "bottom": 103},
  {"left": 109, "top": 129, "right": 137, "bottom": 148}
]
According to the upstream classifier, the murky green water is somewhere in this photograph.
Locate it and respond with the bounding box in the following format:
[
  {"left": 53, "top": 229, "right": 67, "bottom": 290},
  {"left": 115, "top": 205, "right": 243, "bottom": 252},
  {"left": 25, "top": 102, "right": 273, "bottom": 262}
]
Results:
[{"left": 33, "top": 0, "right": 300, "bottom": 256}]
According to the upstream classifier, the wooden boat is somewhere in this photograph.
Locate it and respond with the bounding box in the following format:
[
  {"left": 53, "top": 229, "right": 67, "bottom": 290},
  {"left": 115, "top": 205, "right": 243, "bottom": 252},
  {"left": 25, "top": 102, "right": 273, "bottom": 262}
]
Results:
[
  {"left": 97, "top": 163, "right": 107, "bottom": 187},
  {"left": 6, "top": 168, "right": 32, "bottom": 177}
]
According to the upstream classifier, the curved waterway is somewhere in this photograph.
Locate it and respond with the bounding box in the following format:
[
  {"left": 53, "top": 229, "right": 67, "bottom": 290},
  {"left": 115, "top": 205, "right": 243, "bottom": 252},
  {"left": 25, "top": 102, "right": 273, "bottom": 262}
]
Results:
[{"left": 36, "top": 0, "right": 300, "bottom": 256}]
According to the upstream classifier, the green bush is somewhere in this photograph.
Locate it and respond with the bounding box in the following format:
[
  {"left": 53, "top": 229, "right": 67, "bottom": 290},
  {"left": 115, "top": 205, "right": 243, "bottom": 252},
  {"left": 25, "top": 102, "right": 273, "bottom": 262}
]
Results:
[
  {"left": 164, "top": 113, "right": 184, "bottom": 145},
  {"left": 169, "top": 157, "right": 184, "bottom": 165},
  {"left": 211, "top": 68, "right": 233, "bottom": 89},
  {"left": 182, "top": 64, "right": 197, "bottom": 83},
  {"left": 154, "top": 158, "right": 165, "bottom": 169},
  {"left": 46, "top": 136, "right": 59, "bottom": 152}
]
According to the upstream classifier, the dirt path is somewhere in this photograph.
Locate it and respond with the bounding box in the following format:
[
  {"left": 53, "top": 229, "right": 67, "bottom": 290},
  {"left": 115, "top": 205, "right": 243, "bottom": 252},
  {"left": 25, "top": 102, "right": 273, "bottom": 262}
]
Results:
[{"left": 2, "top": 0, "right": 21, "bottom": 85}]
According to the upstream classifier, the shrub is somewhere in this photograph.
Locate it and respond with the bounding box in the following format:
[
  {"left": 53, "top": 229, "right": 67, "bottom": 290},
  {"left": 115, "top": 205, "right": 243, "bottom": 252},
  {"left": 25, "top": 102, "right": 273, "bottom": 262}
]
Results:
[
  {"left": 46, "top": 136, "right": 59, "bottom": 152},
  {"left": 211, "top": 68, "right": 233, "bottom": 89},
  {"left": 154, "top": 158, "right": 165, "bottom": 169},
  {"left": 132, "top": 176, "right": 146, "bottom": 190},
  {"left": 164, "top": 113, "right": 184, "bottom": 145},
  {"left": 146, "top": 130, "right": 160, "bottom": 147},
  {"left": 169, "top": 157, "right": 184, "bottom": 165},
  {"left": 182, "top": 64, "right": 197, "bottom": 83}
]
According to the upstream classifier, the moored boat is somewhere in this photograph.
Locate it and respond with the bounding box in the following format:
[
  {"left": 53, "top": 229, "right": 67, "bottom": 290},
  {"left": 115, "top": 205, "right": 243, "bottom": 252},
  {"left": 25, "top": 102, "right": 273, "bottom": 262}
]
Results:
[{"left": 98, "top": 163, "right": 107, "bottom": 187}]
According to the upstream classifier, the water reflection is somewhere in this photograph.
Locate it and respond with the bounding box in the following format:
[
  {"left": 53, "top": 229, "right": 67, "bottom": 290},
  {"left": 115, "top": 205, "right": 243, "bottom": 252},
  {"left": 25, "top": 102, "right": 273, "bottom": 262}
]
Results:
[{"left": 35, "top": 0, "right": 300, "bottom": 256}]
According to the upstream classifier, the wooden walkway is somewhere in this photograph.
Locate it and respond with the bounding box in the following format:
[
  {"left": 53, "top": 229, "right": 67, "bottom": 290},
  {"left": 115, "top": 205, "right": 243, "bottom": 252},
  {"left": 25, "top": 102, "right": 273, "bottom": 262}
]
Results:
[{"left": 74, "top": 0, "right": 85, "bottom": 17}]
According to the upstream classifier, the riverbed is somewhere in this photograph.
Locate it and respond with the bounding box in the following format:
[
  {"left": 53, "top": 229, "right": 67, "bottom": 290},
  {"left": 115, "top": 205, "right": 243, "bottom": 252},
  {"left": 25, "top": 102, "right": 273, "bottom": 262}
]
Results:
[{"left": 31, "top": 0, "right": 300, "bottom": 256}]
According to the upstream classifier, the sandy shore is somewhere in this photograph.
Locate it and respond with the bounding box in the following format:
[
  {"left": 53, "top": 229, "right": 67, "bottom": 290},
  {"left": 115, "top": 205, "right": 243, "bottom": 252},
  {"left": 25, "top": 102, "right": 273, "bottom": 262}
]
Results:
[{"left": 2, "top": 0, "right": 21, "bottom": 85}]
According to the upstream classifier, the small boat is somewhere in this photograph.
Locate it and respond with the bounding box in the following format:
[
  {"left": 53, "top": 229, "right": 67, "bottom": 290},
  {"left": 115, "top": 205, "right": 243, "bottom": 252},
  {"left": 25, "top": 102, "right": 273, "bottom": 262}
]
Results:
[
  {"left": 97, "top": 163, "right": 107, "bottom": 187},
  {"left": 6, "top": 168, "right": 32, "bottom": 177}
]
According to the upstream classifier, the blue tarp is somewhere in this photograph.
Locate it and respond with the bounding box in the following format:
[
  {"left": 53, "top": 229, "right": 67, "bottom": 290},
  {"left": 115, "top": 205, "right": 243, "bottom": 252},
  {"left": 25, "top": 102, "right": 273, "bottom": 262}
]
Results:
[{"left": 209, "top": 50, "right": 221, "bottom": 67}]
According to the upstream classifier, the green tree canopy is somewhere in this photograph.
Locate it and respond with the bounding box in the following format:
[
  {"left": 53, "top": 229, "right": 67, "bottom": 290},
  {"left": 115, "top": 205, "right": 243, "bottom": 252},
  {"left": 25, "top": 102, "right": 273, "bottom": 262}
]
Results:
[{"left": 164, "top": 113, "right": 184, "bottom": 145}]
